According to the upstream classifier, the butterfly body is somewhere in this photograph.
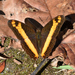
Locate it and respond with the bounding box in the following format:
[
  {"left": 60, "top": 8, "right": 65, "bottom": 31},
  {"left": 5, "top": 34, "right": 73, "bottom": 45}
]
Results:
[{"left": 8, "top": 15, "right": 65, "bottom": 59}]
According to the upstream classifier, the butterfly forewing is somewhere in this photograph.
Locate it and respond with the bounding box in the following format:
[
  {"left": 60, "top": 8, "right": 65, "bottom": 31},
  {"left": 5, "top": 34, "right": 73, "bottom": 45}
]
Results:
[
  {"left": 8, "top": 20, "right": 38, "bottom": 59},
  {"left": 41, "top": 15, "right": 65, "bottom": 58}
]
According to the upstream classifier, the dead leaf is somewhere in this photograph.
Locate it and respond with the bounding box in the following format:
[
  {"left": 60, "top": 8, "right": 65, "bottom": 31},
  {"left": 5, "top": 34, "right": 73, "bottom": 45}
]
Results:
[
  {"left": 70, "top": 0, "right": 75, "bottom": 10},
  {"left": 61, "top": 43, "right": 75, "bottom": 66},
  {"left": 0, "top": 47, "right": 4, "bottom": 53},
  {"left": 48, "top": 31, "right": 75, "bottom": 68},
  {"left": 0, "top": 15, "right": 17, "bottom": 39},
  {"left": 51, "top": 58, "right": 59, "bottom": 67},
  {"left": 13, "top": 59, "right": 22, "bottom": 65},
  {"left": 0, "top": 61, "right": 5, "bottom": 73},
  {"left": 0, "top": 53, "right": 12, "bottom": 60},
  {"left": 0, "top": 1, "right": 2, "bottom": 10},
  {"left": 2, "top": 0, "right": 75, "bottom": 26},
  {"left": 62, "top": 32, "right": 75, "bottom": 43},
  {"left": 24, "top": 0, "right": 48, "bottom": 12}
]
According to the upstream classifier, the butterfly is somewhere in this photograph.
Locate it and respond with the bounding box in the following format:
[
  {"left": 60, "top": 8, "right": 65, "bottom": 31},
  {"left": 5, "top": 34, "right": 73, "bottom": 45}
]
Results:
[{"left": 8, "top": 15, "right": 65, "bottom": 59}]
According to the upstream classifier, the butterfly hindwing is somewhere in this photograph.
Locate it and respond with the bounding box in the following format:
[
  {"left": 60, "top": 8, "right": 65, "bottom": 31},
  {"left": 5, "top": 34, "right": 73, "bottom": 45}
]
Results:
[
  {"left": 41, "top": 15, "right": 65, "bottom": 58},
  {"left": 8, "top": 20, "right": 38, "bottom": 59}
]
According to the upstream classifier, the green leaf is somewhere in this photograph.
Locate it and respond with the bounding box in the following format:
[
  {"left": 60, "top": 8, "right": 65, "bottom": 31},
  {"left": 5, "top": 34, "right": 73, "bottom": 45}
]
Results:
[{"left": 53, "top": 65, "right": 74, "bottom": 69}]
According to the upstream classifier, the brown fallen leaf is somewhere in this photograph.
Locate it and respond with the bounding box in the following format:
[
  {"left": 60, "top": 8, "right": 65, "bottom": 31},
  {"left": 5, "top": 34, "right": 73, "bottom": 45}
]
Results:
[
  {"left": 0, "top": 15, "right": 17, "bottom": 39},
  {"left": 70, "top": 0, "right": 75, "bottom": 10},
  {"left": 51, "top": 58, "right": 59, "bottom": 67},
  {"left": 2, "top": 0, "right": 75, "bottom": 26},
  {"left": 61, "top": 43, "right": 75, "bottom": 66},
  {"left": 0, "top": 53, "right": 12, "bottom": 60},
  {"left": 0, "top": 1, "right": 2, "bottom": 10},
  {"left": 0, "top": 61, "right": 5, "bottom": 73},
  {"left": 0, "top": 47, "right": 4, "bottom": 53},
  {"left": 48, "top": 31, "right": 75, "bottom": 68},
  {"left": 24, "top": 0, "right": 48, "bottom": 12},
  {"left": 13, "top": 59, "right": 22, "bottom": 65}
]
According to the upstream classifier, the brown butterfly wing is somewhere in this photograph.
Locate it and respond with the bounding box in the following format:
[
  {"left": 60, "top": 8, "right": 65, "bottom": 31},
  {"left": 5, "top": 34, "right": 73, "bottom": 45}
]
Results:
[
  {"left": 41, "top": 15, "right": 65, "bottom": 58},
  {"left": 25, "top": 18, "right": 43, "bottom": 31},
  {"left": 8, "top": 20, "right": 38, "bottom": 59}
]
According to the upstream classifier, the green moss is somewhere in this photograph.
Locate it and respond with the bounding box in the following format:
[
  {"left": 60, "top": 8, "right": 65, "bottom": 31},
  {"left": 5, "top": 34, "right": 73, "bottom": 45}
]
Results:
[{"left": 4, "top": 37, "right": 11, "bottom": 47}]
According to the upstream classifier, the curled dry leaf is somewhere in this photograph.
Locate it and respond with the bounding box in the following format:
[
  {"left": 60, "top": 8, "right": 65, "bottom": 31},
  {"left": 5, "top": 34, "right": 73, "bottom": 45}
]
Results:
[
  {"left": 51, "top": 58, "right": 59, "bottom": 67},
  {"left": 70, "top": 0, "right": 75, "bottom": 10},
  {"left": 48, "top": 31, "right": 75, "bottom": 68},
  {"left": 61, "top": 43, "right": 75, "bottom": 66},
  {"left": 2, "top": 0, "right": 75, "bottom": 26},
  {"left": 0, "top": 60, "right": 5, "bottom": 73},
  {"left": 0, "top": 53, "right": 12, "bottom": 60}
]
